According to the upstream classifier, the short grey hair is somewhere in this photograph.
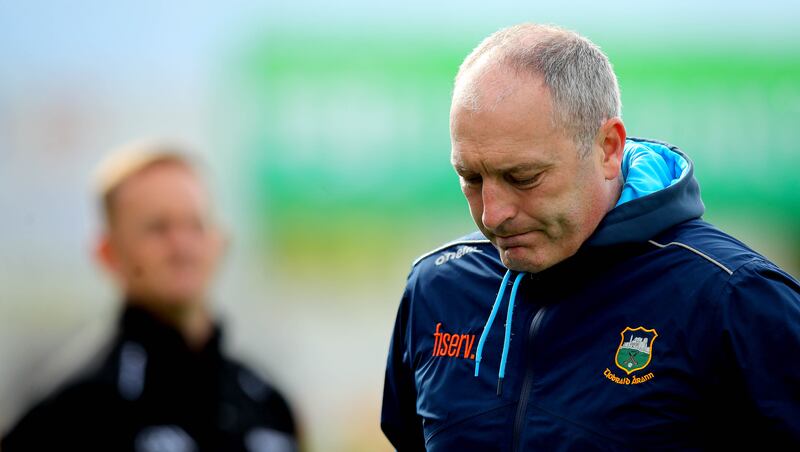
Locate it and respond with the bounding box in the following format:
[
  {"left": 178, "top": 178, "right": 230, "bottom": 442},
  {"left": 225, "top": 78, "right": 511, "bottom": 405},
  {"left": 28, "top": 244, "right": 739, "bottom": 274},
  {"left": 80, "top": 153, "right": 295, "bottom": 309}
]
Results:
[{"left": 455, "top": 23, "right": 621, "bottom": 155}]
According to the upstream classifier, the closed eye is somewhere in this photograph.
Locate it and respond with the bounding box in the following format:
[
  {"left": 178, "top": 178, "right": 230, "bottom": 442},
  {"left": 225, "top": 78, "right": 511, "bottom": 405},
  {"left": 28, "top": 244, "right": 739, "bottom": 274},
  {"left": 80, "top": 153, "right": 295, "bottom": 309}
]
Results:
[
  {"left": 462, "top": 175, "right": 482, "bottom": 185},
  {"left": 507, "top": 171, "right": 544, "bottom": 188},
  {"left": 456, "top": 170, "right": 482, "bottom": 186}
]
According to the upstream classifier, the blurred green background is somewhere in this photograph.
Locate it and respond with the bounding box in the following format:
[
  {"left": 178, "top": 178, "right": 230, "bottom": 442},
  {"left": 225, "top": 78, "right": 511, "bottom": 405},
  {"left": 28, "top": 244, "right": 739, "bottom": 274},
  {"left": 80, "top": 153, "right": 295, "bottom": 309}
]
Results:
[
  {"left": 1, "top": 1, "right": 798, "bottom": 450},
  {"left": 235, "top": 31, "right": 800, "bottom": 279}
]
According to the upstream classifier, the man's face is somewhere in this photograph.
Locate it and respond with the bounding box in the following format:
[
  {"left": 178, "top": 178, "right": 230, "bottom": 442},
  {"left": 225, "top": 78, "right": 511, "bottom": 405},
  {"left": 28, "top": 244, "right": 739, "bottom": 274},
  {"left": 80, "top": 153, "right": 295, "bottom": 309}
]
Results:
[
  {"left": 102, "top": 163, "right": 223, "bottom": 306},
  {"left": 450, "top": 69, "right": 612, "bottom": 273}
]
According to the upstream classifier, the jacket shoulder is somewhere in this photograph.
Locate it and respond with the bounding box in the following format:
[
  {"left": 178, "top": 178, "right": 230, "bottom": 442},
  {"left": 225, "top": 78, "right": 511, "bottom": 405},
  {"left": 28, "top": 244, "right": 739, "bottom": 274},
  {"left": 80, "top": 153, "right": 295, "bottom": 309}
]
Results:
[
  {"left": 1, "top": 363, "right": 119, "bottom": 449},
  {"left": 411, "top": 231, "right": 492, "bottom": 267},
  {"left": 651, "top": 219, "right": 780, "bottom": 277},
  {"left": 401, "top": 232, "right": 503, "bottom": 311}
]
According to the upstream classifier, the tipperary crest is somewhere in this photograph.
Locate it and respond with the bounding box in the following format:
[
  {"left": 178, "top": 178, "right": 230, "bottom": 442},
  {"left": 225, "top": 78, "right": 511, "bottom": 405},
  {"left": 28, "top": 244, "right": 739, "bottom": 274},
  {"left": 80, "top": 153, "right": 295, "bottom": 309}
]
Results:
[{"left": 614, "top": 327, "right": 658, "bottom": 375}]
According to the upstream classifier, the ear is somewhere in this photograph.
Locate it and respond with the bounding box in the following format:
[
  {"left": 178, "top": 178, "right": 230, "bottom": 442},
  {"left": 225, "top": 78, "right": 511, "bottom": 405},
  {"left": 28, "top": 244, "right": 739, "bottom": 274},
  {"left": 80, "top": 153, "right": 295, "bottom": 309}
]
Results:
[
  {"left": 596, "top": 117, "right": 626, "bottom": 180},
  {"left": 94, "top": 231, "right": 120, "bottom": 275}
]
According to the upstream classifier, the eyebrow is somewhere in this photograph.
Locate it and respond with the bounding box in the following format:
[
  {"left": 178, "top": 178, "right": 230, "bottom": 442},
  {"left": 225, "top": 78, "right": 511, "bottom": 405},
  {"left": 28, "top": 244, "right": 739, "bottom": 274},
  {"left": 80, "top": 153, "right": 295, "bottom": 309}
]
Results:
[
  {"left": 503, "top": 163, "right": 551, "bottom": 173},
  {"left": 452, "top": 162, "right": 551, "bottom": 174},
  {"left": 452, "top": 163, "right": 472, "bottom": 174}
]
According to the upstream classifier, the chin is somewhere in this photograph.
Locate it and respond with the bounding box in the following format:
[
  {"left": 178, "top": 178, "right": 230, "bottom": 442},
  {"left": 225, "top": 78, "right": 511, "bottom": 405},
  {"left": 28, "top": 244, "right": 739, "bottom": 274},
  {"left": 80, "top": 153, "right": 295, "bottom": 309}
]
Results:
[
  {"left": 500, "top": 246, "right": 562, "bottom": 274},
  {"left": 151, "top": 286, "right": 205, "bottom": 306}
]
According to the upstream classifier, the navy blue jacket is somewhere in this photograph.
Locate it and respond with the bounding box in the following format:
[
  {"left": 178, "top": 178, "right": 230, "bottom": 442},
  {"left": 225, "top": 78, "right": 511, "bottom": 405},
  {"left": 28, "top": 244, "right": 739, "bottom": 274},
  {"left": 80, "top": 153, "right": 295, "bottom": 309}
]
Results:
[
  {"left": 2, "top": 305, "right": 297, "bottom": 452},
  {"left": 381, "top": 138, "right": 800, "bottom": 451}
]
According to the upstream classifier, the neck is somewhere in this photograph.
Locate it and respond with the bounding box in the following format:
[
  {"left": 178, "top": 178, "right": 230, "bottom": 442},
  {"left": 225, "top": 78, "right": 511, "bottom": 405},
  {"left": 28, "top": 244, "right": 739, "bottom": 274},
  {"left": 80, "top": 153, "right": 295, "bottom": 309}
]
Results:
[
  {"left": 607, "top": 176, "right": 624, "bottom": 211},
  {"left": 127, "top": 295, "right": 214, "bottom": 351}
]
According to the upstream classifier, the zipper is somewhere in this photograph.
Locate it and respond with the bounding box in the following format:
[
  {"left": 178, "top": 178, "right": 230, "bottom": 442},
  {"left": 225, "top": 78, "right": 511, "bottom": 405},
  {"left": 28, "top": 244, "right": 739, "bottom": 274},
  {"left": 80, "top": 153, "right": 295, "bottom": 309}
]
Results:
[{"left": 511, "top": 305, "right": 547, "bottom": 452}]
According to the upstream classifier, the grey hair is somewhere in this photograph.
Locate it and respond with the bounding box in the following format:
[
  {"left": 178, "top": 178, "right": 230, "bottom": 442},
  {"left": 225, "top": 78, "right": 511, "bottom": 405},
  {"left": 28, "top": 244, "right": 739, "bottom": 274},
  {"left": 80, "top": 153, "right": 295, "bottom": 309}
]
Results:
[{"left": 455, "top": 23, "right": 621, "bottom": 155}]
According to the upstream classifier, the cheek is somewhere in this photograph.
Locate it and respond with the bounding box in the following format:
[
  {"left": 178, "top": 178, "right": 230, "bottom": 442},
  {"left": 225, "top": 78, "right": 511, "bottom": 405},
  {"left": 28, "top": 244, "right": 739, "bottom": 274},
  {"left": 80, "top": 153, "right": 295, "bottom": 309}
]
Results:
[
  {"left": 519, "top": 191, "right": 561, "bottom": 226},
  {"left": 523, "top": 189, "right": 582, "bottom": 237},
  {"left": 463, "top": 190, "right": 484, "bottom": 222},
  {"left": 124, "top": 239, "right": 168, "bottom": 274},
  {"left": 555, "top": 182, "right": 603, "bottom": 238},
  {"left": 199, "top": 238, "right": 222, "bottom": 270}
]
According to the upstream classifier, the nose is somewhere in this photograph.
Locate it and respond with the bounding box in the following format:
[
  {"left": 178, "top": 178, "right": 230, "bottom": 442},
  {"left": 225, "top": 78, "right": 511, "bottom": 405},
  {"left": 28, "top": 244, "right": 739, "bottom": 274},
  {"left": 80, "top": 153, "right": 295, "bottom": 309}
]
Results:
[
  {"left": 167, "top": 220, "right": 202, "bottom": 253},
  {"left": 481, "top": 181, "right": 516, "bottom": 232}
]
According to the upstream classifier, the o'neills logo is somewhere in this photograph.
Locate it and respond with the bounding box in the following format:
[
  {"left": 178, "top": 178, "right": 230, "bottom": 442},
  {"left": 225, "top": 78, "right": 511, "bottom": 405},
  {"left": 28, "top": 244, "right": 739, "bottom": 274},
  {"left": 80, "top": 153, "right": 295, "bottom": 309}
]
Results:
[
  {"left": 435, "top": 246, "right": 482, "bottom": 266},
  {"left": 432, "top": 323, "right": 476, "bottom": 359}
]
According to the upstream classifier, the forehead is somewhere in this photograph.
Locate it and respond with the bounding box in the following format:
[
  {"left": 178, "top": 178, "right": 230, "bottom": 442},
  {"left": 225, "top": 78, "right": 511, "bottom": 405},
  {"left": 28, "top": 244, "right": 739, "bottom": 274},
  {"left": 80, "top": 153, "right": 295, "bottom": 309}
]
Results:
[
  {"left": 450, "top": 67, "right": 567, "bottom": 170},
  {"left": 110, "top": 163, "right": 208, "bottom": 220}
]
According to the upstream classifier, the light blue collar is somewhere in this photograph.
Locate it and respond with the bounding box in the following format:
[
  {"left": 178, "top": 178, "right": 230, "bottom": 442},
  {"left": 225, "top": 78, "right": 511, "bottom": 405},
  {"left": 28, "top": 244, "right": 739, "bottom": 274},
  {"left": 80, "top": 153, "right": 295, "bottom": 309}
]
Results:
[{"left": 616, "top": 140, "right": 689, "bottom": 207}]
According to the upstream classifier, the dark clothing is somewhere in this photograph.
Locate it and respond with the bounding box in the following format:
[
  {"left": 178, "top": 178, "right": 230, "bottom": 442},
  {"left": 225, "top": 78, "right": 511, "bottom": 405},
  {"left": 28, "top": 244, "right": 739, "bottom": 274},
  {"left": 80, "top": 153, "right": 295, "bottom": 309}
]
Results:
[
  {"left": 2, "top": 305, "right": 297, "bottom": 452},
  {"left": 381, "top": 139, "right": 800, "bottom": 451}
]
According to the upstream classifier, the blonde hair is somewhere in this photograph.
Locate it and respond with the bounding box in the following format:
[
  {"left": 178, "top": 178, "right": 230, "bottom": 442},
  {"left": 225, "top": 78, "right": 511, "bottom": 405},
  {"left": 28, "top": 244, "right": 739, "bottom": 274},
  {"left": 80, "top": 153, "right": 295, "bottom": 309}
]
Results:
[{"left": 94, "top": 140, "right": 198, "bottom": 224}]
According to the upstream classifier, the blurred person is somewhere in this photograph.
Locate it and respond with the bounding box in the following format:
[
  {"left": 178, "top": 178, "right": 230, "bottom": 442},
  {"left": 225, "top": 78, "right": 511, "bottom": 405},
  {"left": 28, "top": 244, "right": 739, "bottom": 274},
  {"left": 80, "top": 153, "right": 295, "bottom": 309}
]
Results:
[
  {"left": 381, "top": 23, "right": 800, "bottom": 450},
  {"left": 2, "top": 142, "right": 298, "bottom": 452}
]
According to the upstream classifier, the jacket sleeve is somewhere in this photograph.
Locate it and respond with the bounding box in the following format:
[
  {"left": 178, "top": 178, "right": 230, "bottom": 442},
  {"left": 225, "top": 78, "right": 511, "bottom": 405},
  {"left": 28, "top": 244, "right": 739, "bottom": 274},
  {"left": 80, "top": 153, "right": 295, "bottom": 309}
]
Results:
[
  {"left": 717, "top": 259, "right": 800, "bottom": 442},
  {"left": 381, "top": 272, "right": 426, "bottom": 451}
]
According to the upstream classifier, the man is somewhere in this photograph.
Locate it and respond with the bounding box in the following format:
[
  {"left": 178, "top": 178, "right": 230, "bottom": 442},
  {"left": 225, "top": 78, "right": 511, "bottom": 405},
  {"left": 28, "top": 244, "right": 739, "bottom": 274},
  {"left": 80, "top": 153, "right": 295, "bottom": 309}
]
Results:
[
  {"left": 2, "top": 143, "right": 298, "bottom": 451},
  {"left": 381, "top": 24, "right": 800, "bottom": 451}
]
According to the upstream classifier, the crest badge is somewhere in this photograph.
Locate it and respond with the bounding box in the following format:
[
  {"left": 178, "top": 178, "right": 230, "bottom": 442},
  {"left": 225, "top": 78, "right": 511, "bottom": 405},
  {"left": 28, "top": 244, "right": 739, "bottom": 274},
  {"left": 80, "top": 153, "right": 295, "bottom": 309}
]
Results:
[{"left": 614, "top": 326, "right": 658, "bottom": 375}]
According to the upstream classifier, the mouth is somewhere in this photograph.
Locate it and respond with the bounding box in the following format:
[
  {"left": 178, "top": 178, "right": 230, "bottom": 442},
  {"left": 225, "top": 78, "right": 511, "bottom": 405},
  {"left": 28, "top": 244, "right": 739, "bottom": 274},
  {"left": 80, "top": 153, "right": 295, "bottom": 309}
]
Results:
[{"left": 494, "top": 231, "right": 538, "bottom": 249}]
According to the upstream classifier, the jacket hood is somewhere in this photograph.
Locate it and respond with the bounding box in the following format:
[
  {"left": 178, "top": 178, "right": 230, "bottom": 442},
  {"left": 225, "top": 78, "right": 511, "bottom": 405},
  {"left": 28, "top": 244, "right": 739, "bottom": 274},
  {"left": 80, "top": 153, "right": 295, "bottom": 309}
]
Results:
[{"left": 585, "top": 137, "right": 705, "bottom": 247}]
